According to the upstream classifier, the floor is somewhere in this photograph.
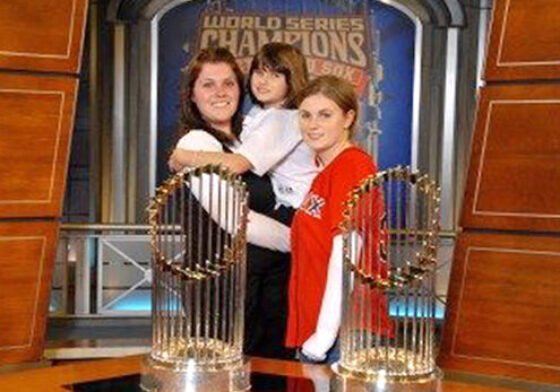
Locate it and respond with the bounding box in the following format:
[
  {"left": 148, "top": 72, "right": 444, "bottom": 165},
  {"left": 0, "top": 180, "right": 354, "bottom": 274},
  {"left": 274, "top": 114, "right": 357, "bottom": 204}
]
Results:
[{"left": 44, "top": 316, "right": 560, "bottom": 392}]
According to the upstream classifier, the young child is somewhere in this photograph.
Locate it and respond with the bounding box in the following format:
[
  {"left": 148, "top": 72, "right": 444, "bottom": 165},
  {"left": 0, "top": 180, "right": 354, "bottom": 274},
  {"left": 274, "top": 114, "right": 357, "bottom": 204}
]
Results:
[
  {"left": 169, "top": 43, "right": 317, "bottom": 221},
  {"left": 169, "top": 43, "right": 317, "bottom": 358}
]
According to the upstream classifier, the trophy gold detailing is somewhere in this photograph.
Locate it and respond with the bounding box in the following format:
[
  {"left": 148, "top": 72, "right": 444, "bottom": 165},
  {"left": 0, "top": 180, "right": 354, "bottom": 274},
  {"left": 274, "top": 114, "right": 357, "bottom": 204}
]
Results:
[
  {"left": 141, "top": 165, "right": 250, "bottom": 392},
  {"left": 333, "top": 166, "right": 442, "bottom": 392}
]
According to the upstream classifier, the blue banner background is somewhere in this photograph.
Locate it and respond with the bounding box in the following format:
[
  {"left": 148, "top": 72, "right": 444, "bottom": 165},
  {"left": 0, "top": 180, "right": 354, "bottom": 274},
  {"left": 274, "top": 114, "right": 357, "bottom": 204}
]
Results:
[{"left": 157, "top": 0, "right": 415, "bottom": 184}]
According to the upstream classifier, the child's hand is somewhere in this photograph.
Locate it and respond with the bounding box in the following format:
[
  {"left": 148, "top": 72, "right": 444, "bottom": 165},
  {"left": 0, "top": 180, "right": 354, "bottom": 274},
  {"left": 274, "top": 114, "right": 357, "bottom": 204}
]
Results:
[{"left": 168, "top": 149, "right": 190, "bottom": 172}]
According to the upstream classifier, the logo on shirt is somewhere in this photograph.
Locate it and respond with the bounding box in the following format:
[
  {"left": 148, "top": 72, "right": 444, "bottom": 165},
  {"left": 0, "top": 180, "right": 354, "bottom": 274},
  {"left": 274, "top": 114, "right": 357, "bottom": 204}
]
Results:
[
  {"left": 278, "top": 184, "right": 294, "bottom": 194},
  {"left": 300, "top": 193, "right": 325, "bottom": 219}
]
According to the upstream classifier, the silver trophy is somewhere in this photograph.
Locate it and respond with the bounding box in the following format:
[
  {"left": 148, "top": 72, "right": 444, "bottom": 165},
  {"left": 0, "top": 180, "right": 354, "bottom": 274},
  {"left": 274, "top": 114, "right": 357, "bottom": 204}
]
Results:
[
  {"left": 141, "top": 165, "right": 250, "bottom": 392},
  {"left": 333, "top": 166, "right": 442, "bottom": 391}
]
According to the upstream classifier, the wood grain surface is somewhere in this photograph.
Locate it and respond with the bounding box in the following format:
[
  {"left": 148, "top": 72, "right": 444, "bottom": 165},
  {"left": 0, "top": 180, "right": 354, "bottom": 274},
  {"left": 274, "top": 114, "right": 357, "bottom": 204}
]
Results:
[
  {"left": 0, "top": 221, "right": 59, "bottom": 365},
  {"left": 461, "top": 84, "right": 560, "bottom": 232},
  {"left": 0, "top": 73, "right": 78, "bottom": 218},
  {"left": 439, "top": 232, "right": 560, "bottom": 385},
  {"left": 485, "top": 0, "right": 560, "bottom": 81},
  {"left": 0, "top": 0, "right": 88, "bottom": 73}
]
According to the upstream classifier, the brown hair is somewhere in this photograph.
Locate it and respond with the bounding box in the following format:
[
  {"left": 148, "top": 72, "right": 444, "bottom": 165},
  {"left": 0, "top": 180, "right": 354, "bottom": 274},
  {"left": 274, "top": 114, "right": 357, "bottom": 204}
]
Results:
[
  {"left": 248, "top": 43, "right": 309, "bottom": 109},
  {"left": 295, "top": 75, "right": 359, "bottom": 135},
  {"left": 178, "top": 47, "right": 245, "bottom": 145}
]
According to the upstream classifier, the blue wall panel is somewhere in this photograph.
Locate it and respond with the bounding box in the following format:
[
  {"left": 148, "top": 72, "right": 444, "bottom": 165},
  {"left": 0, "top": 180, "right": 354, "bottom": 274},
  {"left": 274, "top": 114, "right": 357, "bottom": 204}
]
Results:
[{"left": 157, "top": 0, "right": 415, "bottom": 184}]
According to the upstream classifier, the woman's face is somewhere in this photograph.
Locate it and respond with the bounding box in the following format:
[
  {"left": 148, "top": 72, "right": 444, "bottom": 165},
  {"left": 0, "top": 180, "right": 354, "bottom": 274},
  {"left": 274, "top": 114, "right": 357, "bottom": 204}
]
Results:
[
  {"left": 250, "top": 67, "right": 288, "bottom": 109},
  {"left": 191, "top": 62, "right": 240, "bottom": 132},
  {"left": 298, "top": 93, "right": 355, "bottom": 157}
]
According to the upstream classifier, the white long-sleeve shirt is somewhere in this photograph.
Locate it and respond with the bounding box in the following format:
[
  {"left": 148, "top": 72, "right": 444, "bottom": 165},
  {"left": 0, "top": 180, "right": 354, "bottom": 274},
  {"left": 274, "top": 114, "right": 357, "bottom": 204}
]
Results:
[
  {"left": 233, "top": 106, "right": 318, "bottom": 208},
  {"left": 301, "top": 232, "right": 363, "bottom": 361},
  {"left": 177, "top": 130, "right": 290, "bottom": 252}
]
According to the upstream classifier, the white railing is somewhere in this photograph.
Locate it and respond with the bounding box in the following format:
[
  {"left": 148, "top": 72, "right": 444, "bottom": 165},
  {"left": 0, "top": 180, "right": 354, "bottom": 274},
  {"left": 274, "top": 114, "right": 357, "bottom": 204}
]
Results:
[{"left": 51, "top": 224, "right": 455, "bottom": 318}]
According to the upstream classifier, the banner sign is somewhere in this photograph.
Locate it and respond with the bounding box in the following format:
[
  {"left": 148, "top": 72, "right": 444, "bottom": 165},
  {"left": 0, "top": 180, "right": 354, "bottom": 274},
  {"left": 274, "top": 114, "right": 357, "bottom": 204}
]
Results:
[{"left": 196, "top": 13, "right": 374, "bottom": 96}]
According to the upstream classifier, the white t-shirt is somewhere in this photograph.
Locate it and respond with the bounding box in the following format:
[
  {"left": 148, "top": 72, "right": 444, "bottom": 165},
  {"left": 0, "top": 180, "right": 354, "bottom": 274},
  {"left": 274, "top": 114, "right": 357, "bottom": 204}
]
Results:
[
  {"left": 176, "top": 130, "right": 290, "bottom": 252},
  {"left": 234, "top": 106, "right": 318, "bottom": 209}
]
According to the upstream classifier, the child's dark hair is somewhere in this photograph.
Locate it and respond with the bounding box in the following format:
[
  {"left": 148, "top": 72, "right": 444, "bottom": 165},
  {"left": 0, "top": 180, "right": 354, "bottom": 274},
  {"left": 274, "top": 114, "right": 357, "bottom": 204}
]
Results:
[{"left": 248, "top": 43, "right": 309, "bottom": 109}]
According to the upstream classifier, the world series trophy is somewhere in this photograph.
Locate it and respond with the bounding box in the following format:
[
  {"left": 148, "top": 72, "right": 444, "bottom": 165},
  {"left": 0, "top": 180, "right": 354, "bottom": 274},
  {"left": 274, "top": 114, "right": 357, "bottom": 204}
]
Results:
[
  {"left": 141, "top": 165, "right": 250, "bottom": 392},
  {"left": 333, "top": 166, "right": 442, "bottom": 391}
]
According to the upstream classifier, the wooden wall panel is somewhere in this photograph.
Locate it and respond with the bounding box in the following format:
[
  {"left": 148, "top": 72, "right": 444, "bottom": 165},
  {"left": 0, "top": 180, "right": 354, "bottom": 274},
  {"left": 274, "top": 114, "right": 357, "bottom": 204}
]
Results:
[
  {"left": 461, "top": 84, "right": 560, "bottom": 232},
  {"left": 485, "top": 0, "right": 560, "bottom": 81},
  {"left": 0, "top": 0, "right": 88, "bottom": 367},
  {"left": 0, "top": 73, "right": 78, "bottom": 218},
  {"left": 442, "top": 1, "right": 560, "bottom": 385},
  {"left": 0, "top": 222, "right": 58, "bottom": 364},
  {"left": 439, "top": 232, "right": 560, "bottom": 384},
  {"left": 0, "top": 0, "right": 88, "bottom": 74}
]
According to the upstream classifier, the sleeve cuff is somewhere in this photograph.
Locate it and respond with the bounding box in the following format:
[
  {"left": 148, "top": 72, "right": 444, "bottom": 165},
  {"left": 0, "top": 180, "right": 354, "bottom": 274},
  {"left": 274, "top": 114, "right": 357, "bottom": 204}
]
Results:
[
  {"left": 234, "top": 146, "right": 265, "bottom": 176},
  {"left": 301, "top": 330, "right": 338, "bottom": 361},
  {"left": 176, "top": 131, "right": 222, "bottom": 151}
]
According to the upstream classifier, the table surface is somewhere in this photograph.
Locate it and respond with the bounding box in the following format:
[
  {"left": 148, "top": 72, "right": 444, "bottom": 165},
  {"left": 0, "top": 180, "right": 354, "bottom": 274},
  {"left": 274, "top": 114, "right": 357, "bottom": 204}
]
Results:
[{"left": 0, "top": 355, "right": 539, "bottom": 392}]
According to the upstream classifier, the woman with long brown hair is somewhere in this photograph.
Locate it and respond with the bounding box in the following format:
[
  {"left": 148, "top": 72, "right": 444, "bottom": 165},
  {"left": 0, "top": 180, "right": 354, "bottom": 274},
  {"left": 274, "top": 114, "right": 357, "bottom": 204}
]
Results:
[
  {"left": 173, "top": 46, "right": 296, "bottom": 358},
  {"left": 175, "top": 46, "right": 289, "bottom": 249}
]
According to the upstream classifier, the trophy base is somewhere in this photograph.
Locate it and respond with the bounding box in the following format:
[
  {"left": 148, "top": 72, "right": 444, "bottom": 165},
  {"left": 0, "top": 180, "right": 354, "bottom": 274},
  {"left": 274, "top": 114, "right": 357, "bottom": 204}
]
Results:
[
  {"left": 332, "top": 363, "right": 442, "bottom": 392},
  {"left": 140, "top": 355, "right": 250, "bottom": 392}
]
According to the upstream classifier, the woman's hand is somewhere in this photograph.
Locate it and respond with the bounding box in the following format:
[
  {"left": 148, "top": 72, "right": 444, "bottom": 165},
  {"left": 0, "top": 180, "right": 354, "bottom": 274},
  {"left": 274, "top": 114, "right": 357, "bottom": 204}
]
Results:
[
  {"left": 168, "top": 148, "right": 192, "bottom": 172},
  {"left": 296, "top": 348, "right": 324, "bottom": 364}
]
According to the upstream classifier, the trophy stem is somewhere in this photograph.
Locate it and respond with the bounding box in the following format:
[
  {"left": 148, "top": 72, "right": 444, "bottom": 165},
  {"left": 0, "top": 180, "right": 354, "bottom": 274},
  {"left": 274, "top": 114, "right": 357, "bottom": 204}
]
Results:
[
  {"left": 334, "top": 167, "right": 442, "bottom": 392},
  {"left": 141, "top": 355, "right": 250, "bottom": 392},
  {"left": 332, "top": 364, "right": 442, "bottom": 392},
  {"left": 143, "top": 168, "right": 250, "bottom": 392}
]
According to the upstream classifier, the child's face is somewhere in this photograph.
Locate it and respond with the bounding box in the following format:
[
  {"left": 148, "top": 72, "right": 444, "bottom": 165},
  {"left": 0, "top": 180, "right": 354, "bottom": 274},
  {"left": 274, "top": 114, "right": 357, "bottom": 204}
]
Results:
[{"left": 250, "top": 67, "right": 288, "bottom": 109}]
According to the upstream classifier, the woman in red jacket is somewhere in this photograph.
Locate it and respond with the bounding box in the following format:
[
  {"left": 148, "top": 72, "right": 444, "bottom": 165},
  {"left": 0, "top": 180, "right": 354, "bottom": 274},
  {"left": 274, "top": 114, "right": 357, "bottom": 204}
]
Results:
[{"left": 286, "top": 75, "right": 390, "bottom": 363}]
